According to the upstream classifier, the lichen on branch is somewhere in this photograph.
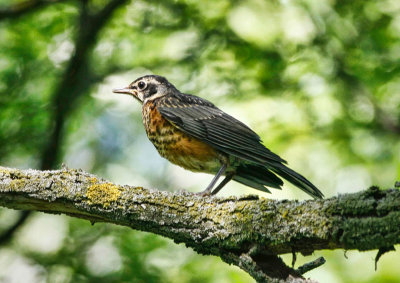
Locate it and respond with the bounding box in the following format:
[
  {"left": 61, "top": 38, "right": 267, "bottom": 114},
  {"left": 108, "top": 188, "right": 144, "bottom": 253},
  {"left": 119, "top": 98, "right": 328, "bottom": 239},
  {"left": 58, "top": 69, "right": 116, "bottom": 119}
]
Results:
[{"left": 0, "top": 166, "right": 398, "bottom": 282}]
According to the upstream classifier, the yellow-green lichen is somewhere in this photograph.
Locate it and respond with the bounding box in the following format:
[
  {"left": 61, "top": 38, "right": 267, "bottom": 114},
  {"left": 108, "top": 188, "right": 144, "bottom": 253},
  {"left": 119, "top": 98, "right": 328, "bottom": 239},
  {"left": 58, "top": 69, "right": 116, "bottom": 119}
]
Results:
[
  {"left": 10, "top": 179, "right": 28, "bottom": 191},
  {"left": 86, "top": 179, "right": 121, "bottom": 208}
]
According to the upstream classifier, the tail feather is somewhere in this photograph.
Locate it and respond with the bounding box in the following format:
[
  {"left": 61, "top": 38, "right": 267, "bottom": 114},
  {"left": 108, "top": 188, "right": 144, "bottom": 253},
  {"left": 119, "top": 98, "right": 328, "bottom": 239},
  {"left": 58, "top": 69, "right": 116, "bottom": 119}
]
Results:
[
  {"left": 233, "top": 164, "right": 283, "bottom": 193},
  {"left": 270, "top": 163, "right": 324, "bottom": 199},
  {"left": 232, "top": 163, "right": 323, "bottom": 199},
  {"left": 233, "top": 176, "right": 272, "bottom": 193}
]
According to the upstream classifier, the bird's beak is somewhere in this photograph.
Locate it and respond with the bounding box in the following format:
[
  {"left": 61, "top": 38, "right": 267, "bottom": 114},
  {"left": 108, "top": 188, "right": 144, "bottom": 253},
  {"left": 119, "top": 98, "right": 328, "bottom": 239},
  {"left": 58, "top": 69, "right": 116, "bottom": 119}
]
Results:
[
  {"left": 113, "top": 87, "right": 133, "bottom": 95},
  {"left": 113, "top": 87, "right": 140, "bottom": 102}
]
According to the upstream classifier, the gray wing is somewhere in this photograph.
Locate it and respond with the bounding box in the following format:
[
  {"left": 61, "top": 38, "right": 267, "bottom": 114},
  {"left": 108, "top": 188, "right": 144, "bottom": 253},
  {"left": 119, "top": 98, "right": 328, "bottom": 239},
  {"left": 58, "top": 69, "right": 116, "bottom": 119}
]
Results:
[{"left": 157, "top": 96, "right": 287, "bottom": 166}]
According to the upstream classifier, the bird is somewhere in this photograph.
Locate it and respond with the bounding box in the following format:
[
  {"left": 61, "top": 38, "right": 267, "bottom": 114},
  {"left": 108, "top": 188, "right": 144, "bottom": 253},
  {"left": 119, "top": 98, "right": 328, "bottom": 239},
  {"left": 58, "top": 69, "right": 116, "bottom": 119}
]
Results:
[{"left": 113, "top": 75, "right": 323, "bottom": 199}]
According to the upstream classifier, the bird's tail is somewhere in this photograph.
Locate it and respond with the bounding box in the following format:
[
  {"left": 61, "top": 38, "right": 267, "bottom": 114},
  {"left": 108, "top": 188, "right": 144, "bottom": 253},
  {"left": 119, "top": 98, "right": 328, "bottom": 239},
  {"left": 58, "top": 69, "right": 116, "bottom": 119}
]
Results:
[
  {"left": 233, "top": 164, "right": 283, "bottom": 194},
  {"left": 232, "top": 163, "right": 323, "bottom": 199},
  {"left": 270, "top": 163, "right": 324, "bottom": 199}
]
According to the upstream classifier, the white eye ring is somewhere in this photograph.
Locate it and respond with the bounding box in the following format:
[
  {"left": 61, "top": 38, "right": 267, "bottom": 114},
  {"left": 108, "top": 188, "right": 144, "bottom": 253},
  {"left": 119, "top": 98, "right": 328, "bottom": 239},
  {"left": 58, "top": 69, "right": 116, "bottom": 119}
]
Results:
[{"left": 138, "top": 81, "right": 146, "bottom": 90}]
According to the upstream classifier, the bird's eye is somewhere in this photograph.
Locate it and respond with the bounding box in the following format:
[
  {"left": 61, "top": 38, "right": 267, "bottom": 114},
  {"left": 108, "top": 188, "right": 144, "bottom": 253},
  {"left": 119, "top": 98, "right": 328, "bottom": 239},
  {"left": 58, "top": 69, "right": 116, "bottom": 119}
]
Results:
[{"left": 138, "top": 81, "right": 146, "bottom": 90}]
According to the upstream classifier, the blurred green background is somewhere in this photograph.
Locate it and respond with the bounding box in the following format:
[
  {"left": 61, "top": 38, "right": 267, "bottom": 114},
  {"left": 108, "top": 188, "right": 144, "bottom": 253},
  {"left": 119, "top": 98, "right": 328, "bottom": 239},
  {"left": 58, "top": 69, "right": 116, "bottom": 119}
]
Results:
[{"left": 0, "top": 0, "right": 399, "bottom": 282}]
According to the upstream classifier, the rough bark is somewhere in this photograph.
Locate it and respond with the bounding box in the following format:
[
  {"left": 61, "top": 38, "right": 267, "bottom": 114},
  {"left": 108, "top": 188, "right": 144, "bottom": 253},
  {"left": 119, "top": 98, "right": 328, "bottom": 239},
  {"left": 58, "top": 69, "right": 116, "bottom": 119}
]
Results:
[{"left": 0, "top": 166, "right": 399, "bottom": 282}]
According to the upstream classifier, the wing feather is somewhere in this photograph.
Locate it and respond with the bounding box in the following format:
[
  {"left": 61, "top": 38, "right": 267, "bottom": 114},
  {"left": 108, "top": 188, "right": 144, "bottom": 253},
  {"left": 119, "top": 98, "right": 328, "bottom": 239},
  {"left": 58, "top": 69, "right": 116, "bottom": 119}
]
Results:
[{"left": 157, "top": 98, "right": 286, "bottom": 165}]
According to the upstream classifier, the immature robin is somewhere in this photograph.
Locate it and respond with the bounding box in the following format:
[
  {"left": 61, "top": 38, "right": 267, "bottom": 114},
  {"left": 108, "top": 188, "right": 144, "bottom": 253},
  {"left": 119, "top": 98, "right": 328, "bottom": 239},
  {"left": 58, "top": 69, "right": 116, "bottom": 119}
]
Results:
[{"left": 113, "top": 75, "right": 323, "bottom": 199}]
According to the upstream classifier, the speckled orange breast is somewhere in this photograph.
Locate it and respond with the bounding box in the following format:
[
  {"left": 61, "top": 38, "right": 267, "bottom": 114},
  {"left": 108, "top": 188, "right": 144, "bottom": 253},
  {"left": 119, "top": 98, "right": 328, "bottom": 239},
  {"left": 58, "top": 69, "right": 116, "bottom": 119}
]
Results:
[{"left": 142, "top": 101, "right": 220, "bottom": 173}]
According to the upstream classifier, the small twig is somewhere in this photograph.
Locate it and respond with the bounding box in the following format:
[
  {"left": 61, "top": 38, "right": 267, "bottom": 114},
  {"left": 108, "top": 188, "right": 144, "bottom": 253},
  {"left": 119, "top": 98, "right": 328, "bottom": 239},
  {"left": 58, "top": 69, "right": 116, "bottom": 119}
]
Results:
[
  {"left": 375, "top": 246, "right": 395, "bottom": 270},
  {"left": 292, "top": 249, "right": 297, "bottom": 268},
  {"left": 296, "top": 257, "right": 326, "bottom": 275}
]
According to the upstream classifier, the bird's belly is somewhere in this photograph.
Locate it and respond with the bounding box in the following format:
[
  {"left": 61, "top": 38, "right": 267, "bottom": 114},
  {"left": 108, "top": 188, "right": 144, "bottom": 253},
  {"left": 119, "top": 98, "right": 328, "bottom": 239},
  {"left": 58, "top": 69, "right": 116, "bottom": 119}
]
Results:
[
  {"left": 142, "top": 102, "right": 220, "bottom": 173},
  {"left": 156, "top": 134, "right": 221, "bottom": 172}
]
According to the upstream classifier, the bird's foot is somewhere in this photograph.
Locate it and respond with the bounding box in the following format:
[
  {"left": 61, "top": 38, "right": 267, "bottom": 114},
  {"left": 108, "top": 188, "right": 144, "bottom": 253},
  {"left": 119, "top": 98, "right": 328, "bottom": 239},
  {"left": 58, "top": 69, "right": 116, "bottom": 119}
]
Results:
[{"left": 195, "top": 189, "right": 213, "bottom": 196}]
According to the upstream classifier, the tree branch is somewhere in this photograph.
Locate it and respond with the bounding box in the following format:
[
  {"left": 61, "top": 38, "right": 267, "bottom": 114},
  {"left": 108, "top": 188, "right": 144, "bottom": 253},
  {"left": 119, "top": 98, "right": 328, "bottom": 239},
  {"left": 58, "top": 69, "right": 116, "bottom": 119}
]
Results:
[
  {"left": 0, "top": 166, "right": 399, "bottom": 282},
  {"left": 0, "top": 0, "right": 129, "bottom": 249},
  {"left": 0, "top": 0, "right": 64, "bottom": 21},
  {"left": 40, "top": 0, "right": 128, "bottom": 169}
]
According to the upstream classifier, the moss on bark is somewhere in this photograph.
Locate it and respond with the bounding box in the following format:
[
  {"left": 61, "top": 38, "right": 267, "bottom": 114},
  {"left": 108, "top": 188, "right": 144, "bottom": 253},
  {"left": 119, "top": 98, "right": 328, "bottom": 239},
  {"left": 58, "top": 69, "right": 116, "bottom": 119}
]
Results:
[{"left": 0, "top": 166, "right": 398, "bottom": 282}]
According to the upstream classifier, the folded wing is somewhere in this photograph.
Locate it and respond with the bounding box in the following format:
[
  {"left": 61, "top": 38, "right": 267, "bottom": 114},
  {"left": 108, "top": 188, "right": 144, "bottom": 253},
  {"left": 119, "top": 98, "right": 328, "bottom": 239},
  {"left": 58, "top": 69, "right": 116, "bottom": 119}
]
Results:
[{"left": 157, "top": 95, "right": 323, "bottom": 199}]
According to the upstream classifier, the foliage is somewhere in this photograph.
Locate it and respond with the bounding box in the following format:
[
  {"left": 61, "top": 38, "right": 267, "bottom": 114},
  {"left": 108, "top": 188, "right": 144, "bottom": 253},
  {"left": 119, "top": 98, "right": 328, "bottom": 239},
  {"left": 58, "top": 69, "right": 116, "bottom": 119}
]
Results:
[{"left": 0, "top": 0, "right": 399, "bottom": 282}]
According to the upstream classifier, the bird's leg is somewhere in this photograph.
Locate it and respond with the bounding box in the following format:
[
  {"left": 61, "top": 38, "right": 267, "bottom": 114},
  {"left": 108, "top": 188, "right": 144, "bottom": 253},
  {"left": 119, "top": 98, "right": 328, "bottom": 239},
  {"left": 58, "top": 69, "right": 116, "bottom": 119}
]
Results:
[
  {"left": 210, "top": 173, "right": 234, "bottom": 195},
  {"left": 198, "top": 163, "right": 227, "bottom": 195}
]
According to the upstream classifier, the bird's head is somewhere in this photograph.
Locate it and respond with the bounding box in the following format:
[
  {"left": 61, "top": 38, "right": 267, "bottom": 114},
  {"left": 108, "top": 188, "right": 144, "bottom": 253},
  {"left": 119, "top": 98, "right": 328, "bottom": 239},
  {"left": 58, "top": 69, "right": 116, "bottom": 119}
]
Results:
[{"left": 113, "top": 75, "right": 176, "bottom": 104}]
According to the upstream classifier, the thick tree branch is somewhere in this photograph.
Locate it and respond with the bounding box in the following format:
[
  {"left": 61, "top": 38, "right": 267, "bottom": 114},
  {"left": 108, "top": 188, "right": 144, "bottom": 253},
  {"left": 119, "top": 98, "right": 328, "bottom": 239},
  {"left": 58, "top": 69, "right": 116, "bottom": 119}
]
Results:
[{"left": 0, "top": 166, "right": 399, "bottom": 282}]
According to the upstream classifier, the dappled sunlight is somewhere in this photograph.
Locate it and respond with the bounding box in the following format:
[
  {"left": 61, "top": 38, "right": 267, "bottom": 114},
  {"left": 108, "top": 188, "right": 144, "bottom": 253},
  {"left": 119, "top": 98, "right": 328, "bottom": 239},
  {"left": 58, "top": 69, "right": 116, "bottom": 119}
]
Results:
[
  {"left": 0, "top": 0, "right": 399, "bottom": 281},
  {"left": 16, "top": 214, "right": 68, "bottom": 254},
  {"left": 85, "top": 236, "right": 122, "bottom": 276},
  {"left": 0, "top": 249, "right": 45, "bottom": 283}
]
